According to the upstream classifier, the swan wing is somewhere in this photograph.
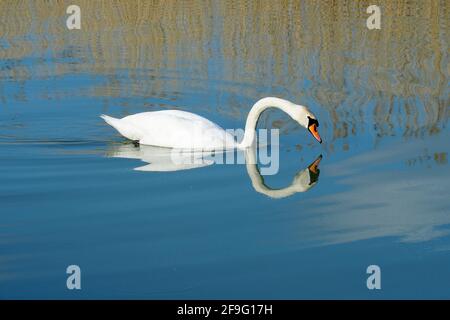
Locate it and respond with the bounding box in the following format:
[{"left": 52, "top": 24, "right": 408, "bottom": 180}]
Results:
[{"left": 119, "top": 111, "right": 236, "bottom": 149}]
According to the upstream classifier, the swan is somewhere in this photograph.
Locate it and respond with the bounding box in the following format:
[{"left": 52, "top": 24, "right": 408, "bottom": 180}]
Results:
[{"left": 101, "top": 97, "right": 322, "bottom": 149}]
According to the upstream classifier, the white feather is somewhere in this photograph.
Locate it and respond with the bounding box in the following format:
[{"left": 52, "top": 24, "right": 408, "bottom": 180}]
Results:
[{"left": 101, "top": 97, "right": 320, "bottom": 150}]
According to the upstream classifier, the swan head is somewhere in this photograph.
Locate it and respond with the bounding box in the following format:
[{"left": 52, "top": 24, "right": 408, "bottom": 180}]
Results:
[
  {"left": 291, "top": 104, "right": 322, "bottom": 144},
  {"left": 291, "top": 154, "right": 322, "bottom": 192},
  {"left": 306, "top": 154, "right": 322, "bottom": 184}
]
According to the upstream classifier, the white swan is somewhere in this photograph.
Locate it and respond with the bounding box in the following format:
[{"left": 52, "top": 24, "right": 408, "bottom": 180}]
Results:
[{"left": 101, "top": 97, "right": 322, "bottom": 149}]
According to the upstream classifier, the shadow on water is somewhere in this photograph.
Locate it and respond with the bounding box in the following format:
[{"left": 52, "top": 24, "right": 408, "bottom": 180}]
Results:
[{"left": 106, "top": 142, "right": 322, "bottom": 199}]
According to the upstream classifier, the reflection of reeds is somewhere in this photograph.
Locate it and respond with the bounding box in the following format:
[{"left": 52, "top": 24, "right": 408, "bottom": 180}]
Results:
[{"left": 0, "top": 0, "right": 448, "bottom": 142}]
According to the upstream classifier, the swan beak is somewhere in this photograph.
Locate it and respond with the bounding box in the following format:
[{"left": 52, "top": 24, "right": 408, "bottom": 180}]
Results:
[
  {"left": 307, "top": 154, "right": 322, "bottom": 185},
  {"left": 308, "top": 124, "right": 322, "bottom": 144},
  {"left": 308, "top": 154, "right": 322, "bottom": 174}
]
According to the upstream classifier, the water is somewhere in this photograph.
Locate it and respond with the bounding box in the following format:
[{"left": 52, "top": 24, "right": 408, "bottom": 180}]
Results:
[{"left": 0, "top": 0, "right": 449, "bottom": 299}]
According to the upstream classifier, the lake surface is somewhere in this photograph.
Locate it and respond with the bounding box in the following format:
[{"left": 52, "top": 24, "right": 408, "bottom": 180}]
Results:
[{"left": 0, "top": 0, "right": 449, "bottom": 299}]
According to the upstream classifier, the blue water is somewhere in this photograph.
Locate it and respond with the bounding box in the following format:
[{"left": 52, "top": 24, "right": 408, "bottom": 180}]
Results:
[{"left": 0, "top": 1, "right": 449, "bottom": 299}]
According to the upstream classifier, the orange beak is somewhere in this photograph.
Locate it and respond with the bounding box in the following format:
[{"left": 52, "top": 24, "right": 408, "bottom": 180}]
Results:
[
  {"left": 308, "top": 123, "right": 322, "bottom": 144},
  {"left": 308, "top": 154, "right": 322, "bottom": 174}
]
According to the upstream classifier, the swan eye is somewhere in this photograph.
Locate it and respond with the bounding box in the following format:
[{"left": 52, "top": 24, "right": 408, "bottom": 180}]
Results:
[{"left": 307, "top": 116, "right": 319, "bottom": 127}]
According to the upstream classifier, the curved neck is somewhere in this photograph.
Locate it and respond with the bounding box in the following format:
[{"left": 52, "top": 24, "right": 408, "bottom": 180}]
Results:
[{"left": 238, "top": 97, "right": 297, "bottom": 149}]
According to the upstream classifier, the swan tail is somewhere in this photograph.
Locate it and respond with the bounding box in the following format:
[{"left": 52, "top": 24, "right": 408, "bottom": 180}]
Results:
[
  {"left": 100, "top": 114, "right": 119, "bottom": 126},
  {"left": 100, "top": 114, "right": 142, "bottom": 141}
]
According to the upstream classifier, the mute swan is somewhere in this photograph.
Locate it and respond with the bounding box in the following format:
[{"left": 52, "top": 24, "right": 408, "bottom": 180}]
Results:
[{"left": 101, "top": 97, "right": 322, "bottom": 149}]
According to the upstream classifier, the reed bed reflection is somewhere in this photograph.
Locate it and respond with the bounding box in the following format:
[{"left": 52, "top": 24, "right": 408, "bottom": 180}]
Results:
[{"left": 0, "top": 0, "right": 448, "bottom": 145}]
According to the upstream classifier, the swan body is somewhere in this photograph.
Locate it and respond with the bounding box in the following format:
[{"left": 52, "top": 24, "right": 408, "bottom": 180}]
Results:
[
  {"left": 101, "top": 97, "right": 322, "bottom": 149},
  {"left": 101, "top": 110, "right": 237, "bottom": 150}
]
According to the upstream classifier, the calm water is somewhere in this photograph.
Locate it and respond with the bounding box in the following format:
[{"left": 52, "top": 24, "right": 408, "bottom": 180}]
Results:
[{"left": 0, "top": 0, "right": 449, "bottom": 299}]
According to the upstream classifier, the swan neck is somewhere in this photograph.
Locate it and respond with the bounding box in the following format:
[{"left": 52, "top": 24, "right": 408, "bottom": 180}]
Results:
[{"left": 238, "top": 97, "right": 294, "bottom": 149}]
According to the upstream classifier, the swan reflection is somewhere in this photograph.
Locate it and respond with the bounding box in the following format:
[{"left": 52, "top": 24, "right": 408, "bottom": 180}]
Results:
[
  {"left": 106, "top": 143, "right": 321, "bottom": 198},
  {"left": 246, "top": 148, "right": 321, "bottom": 198},
  {"left": 106, "top": 143, "right": 214, "bottom": 171}
]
